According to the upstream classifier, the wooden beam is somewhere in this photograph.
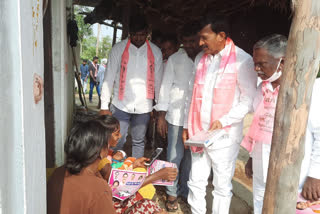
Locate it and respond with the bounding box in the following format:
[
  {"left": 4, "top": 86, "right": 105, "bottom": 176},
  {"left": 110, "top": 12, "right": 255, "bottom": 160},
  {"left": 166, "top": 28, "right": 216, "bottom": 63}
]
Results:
[
  {"left": 73, "top": 0, "right": 102, "bottom": 7},
  {"left": 262, "top": 0, "right": 320, "bottom": 213},
  {"left": 101, "top": 21, "right": 123, "bottom": 30}
]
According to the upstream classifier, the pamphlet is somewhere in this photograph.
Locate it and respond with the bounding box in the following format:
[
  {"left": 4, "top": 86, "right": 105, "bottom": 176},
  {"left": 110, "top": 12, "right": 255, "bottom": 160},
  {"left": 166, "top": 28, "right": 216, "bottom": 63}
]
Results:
[
  {"left": 147, "top": 160, "right": 177, "bottom": 186},
  {"left": 108, "top": 169, "right": 147, "bottom": 201},
  {"left": 184, "top": 129, "right": 228, "bottom": 148}
]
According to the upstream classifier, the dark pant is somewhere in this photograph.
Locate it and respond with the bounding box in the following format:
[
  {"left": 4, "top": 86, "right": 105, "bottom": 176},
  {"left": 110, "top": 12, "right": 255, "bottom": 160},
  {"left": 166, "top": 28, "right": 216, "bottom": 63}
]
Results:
[
  {"left": 110, "top": 105, "right": 150, "bottom": 158},
  {"left": 89, "top": 80, "right": 100, "bottom": 101}
]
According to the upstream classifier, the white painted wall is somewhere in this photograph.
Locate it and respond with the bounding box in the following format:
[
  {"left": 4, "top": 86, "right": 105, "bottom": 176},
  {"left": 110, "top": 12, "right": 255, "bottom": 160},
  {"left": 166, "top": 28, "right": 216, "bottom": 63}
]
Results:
[
  {"left": 0, "top": 0, "right": 46, "bottom": 213},
  {"left": 52, "top": 0, "right": 75, "bottom": 166}
]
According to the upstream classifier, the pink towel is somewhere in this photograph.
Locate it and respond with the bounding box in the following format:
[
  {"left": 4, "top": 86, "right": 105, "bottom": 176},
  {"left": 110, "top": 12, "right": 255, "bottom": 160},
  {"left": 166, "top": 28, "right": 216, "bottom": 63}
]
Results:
[
  {"left": 188, "top": 38, "right": 237, "bottom": 153},
  {"left": 119, "top": 40, "right": 155, "bottom": 100},
  {"left": 241, "top": 82, "right": 279, "bottom": 153}
]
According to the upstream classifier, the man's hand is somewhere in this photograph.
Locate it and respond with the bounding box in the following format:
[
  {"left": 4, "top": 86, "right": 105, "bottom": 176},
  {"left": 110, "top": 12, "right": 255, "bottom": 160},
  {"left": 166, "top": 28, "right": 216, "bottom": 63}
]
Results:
[
  {"left": 302, "top": 177, "right": 320, "bottom": 201},
  {"left": 245, "top": 157, "right": 253, "bottom": 179},
  {"left": 133, "top": 157, "right": 150, "bottom": 169},
  {"left": 99, "top": 110, "right": 112, "bottom": 115},
  {"left": 209, "top": 120, "right": 223, "bottom": 131},
  {"left": 157, "top": 167, "right": 178, "bottom": 181},
  {"left": 182, "top": 129, "right": 189, "bottom": 149},
  {"left": 157, "top": 113, "right": 168, "bottom": 138},
  {"left": 84, "top": 77, "right": 87, "bottom": 82}
]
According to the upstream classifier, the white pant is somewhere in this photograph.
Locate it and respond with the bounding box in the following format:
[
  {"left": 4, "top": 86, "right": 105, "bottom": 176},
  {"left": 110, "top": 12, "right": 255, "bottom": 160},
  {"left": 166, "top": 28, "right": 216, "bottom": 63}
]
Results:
[
  {"left": 251, "top": 143, "right": 270, "bottom": 214},
  {"left": 81, "top": 79, "right": 87, "bottom": 93},
  {"left": 188, "top": 142, "right": 240, "bottom": 214}
]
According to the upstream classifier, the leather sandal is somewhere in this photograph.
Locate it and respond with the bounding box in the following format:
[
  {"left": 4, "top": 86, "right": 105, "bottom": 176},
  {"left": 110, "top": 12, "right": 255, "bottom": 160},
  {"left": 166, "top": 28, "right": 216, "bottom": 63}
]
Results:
[{"left": 165, "top": 198, "right": 178, "bottom": 212}]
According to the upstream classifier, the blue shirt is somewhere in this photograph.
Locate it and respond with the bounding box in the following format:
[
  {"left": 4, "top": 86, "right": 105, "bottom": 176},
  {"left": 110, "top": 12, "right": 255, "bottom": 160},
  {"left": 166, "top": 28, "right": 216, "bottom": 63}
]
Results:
[{"left": 80, "top": 64, "right": 89, "bottom": 79}]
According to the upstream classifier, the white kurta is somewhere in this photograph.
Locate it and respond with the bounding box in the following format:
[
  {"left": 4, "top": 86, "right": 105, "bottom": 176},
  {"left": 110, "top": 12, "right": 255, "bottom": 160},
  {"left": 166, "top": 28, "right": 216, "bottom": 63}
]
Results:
[
  {"left": 154, "top": 49, "right": 194, "bottom": 126},
  {"left": 250, "top": 78, "right": 320, "bottom": 214},
  {"left": 184, "top": 48, "right": 257, "bottom": 143},
  {"left": 100, "top": 39, "right": 163, "bottom": 114},
  {"left": 184, "top": 47, "right": 257, "bottom": 214}
]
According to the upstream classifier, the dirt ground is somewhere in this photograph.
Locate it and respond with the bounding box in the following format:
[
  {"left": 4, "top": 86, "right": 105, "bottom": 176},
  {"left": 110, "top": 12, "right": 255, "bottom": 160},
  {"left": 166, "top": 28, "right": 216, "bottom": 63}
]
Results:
[{"left": 74, "top": 92, "right": 253, "bottom": 214}]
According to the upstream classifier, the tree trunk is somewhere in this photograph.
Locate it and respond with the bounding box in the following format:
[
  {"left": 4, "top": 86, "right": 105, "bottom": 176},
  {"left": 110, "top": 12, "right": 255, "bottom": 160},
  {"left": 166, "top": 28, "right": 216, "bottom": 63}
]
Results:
[
  {"left": 262, "top": 0, "right": 320, "bottom": 213},
  {"left": 95, "top": 23, "right": 101, "bottom": 56}
]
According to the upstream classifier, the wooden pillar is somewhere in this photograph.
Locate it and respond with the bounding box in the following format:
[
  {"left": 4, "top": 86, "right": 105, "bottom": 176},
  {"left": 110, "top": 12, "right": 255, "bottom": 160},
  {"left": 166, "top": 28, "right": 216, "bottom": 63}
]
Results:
[
  {"left": 262, "top": 0, "right": 320, "bottom": 213},
  {"left": 95, "top": 23, "right": 101, "bottom": 56},
  {"left": 112, "top": 22, "right": 118, "bottom": 46},
  {"left": 43, "top": 0, "right": 55, "bottom": 168}
]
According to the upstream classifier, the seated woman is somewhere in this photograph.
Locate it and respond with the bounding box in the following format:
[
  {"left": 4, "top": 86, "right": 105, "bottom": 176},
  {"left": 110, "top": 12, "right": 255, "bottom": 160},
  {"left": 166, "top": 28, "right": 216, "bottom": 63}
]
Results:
[
  {"left": 47, "top": 116, "right": 119, "bottom": 214},
  {"left": 97, "top": 115, "right": 177, "bottom": 214}
]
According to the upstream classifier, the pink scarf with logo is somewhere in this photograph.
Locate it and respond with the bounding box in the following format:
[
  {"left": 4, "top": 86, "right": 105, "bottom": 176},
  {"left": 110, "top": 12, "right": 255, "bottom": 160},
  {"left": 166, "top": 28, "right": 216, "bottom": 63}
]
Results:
[
  {"left": 119, "top": 39, "right": 155, "bottom": 100},
  {"left": 241, "top": 82, "right": 279, "bottom": 153},
  {"left": 188, "top": 38, "right": 237, "bottom": 153}
]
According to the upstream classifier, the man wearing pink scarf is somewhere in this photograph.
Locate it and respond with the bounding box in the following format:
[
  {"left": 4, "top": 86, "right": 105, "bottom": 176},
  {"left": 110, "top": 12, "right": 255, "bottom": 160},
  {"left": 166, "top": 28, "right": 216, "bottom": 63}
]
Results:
[
  {"left": 182, "top": 15, "right": 257, "bottom": 214},
  {"left": 100, "top": 16, "right": 163, "bottom": 158},
  {"left": 242, "top": 35, "right": 320, "bottom": 214}
]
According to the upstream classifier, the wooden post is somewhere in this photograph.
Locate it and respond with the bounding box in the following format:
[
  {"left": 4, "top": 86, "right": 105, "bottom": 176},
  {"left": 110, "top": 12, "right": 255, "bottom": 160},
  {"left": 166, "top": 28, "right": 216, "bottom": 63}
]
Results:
[
  {"left": 95, "top": 23, "right": 101, "bottom": 56},
  {"left": 262, "top": 0, "right": 320, "bottom": 213},
  {"left": 112, "top": 22, "right": 118, "bottom": 46},
  {"left": 43, "top": 0, "right": 55, "bottom": 168}
]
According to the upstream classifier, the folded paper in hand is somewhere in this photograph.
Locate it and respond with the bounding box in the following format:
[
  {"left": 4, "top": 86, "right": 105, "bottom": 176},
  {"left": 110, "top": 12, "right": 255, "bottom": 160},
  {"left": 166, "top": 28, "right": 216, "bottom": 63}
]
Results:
[{"left": 185, "top": 129, "right": 228, "bottom": 148}]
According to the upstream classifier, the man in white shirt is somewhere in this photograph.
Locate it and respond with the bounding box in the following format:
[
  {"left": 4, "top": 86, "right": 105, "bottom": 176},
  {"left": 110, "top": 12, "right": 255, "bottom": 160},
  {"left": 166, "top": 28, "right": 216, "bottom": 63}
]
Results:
[
  {"left": 300, "top": 78, "right": 320, "bottom": 203},
  {"left": 243, "top": 34, "right": 320, "bottom": 213},
  {"left": 99, "top": 16, "right": 163, "bottom": 158},
  {"left": 242, "top": 34, "right": 287, "bottom": 214},
  {"left": 182, "top": 16, "right": 257, "bottom": 214},
  {"left": 155, "top": 26, "right": 199, "bottom": 211},
  {"left": 149, "top": 34, "right": 179, "bottom": 161}
]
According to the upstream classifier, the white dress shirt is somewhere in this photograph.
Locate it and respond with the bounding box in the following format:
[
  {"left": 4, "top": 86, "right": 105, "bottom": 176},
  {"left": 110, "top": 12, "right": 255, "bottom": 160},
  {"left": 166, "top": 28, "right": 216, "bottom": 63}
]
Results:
[
  {"left": 101, "top": 39, "right": 163, "bottom": 114},
  {"left": 154, "top": 49, "right": 194, "bottom": 126},
  {"left": 251, "top": 78, "right": 320, "bottom": 190},
  {"left": 300, "top": 78, "right": 320, "bottom": 187},
  {"left": 184, "top": 47, "right": 257, "bottom": 144},
  {"left": 250, "top": 82, "right": 277, "bottom": 182}
]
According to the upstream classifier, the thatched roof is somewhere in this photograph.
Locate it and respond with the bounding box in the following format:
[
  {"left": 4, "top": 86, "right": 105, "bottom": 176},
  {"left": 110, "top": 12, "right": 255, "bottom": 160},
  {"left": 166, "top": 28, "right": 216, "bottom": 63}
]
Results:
[{"left": 74, "top": 0, "right": 291, "bottom": 32}]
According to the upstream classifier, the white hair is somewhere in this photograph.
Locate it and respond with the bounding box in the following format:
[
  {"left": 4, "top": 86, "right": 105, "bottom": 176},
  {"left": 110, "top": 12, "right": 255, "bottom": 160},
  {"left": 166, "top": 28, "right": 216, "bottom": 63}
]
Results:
[{"left": 254, "top": 34, "right": 288, "bottom": 58}]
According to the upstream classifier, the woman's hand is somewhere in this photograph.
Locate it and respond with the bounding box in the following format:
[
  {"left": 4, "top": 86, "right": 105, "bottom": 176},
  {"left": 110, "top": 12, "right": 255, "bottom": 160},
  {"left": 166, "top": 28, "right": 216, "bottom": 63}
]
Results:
[
  {"left": 133, "top": 157, "right": 150, "bottom": 169},
  {"left": 157, "top": 167, "right": 178, "bottom": 181}
]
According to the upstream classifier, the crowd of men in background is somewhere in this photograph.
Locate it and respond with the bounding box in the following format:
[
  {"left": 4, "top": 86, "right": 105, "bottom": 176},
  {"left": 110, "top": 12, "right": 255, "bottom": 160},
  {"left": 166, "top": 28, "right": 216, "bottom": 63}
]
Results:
[{"left": 77, "top": 14, "right": 319, "bottom": 214}]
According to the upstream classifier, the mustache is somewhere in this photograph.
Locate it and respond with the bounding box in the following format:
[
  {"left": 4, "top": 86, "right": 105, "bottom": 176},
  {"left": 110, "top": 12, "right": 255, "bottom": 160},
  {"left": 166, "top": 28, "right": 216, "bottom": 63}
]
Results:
[
  {"left": 257, "top": 71, "right": 265, "bottom": 75},
  {"left": 200, "top": 45, "right": 208, "bottom": 49}
]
